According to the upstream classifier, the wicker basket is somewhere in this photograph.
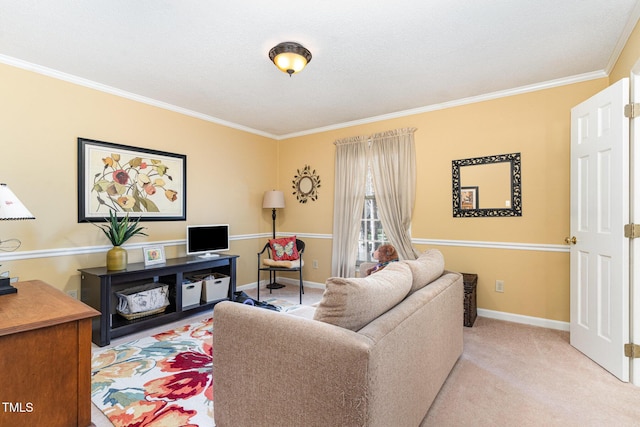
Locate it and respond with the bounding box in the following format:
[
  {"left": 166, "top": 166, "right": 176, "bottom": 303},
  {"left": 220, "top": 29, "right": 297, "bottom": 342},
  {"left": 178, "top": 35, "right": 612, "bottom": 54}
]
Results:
[
  {"left": 115, "top": 283, "right": 170, "bottom": 320},
  {"left": 117, "top": 306, "right": 167, "bottom": 320},
  {"left": 462, "top": 273, "right": 478, "bottom": 327}
]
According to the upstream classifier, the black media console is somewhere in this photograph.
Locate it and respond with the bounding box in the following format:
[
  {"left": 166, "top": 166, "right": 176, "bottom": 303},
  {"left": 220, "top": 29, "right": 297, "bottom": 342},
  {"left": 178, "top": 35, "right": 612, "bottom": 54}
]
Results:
[{"left": 79, "top": 254, "right": 238, "bottom": 346}]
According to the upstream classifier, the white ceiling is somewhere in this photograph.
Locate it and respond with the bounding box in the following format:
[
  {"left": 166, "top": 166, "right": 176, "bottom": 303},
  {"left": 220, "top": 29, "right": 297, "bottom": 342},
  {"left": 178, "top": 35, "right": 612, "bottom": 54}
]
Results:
[{"left": 1, "top": 1, "right": 639, "bottom": 139}]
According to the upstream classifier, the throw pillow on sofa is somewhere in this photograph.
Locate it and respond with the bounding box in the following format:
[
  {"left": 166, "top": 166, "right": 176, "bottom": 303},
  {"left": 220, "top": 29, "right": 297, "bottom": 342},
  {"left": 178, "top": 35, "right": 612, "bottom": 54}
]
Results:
[
  {"left": 402, "top": 249, "right": 445, "bottom": 294},
  {"left": 313, "top": 262, "right": 412, "bottom": 331}
]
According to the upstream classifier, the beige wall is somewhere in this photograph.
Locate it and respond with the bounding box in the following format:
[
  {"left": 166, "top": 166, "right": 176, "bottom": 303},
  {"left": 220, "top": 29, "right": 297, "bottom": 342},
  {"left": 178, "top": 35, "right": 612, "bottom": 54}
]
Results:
[
  {"left": 276, "top": 20, "right": 640, "bottom": 323},
  {"left": 1, "top": 20, "right": 638, "bottom": 323},
  {"left": 0, "top": 62, "right": 277, "bottom": 291},
  {"left": 277, "top": 79, "right": 606, "bottom": 322}
]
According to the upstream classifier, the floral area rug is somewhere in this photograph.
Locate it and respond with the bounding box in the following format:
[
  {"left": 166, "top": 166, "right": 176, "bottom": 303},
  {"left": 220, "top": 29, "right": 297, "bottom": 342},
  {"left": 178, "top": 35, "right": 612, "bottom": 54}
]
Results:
[
  {"left": 91, "top": 317, "right": 214, "bottom": 427},
  {"left": 91, "top": 299, "right": 299, "bottom": 427}
]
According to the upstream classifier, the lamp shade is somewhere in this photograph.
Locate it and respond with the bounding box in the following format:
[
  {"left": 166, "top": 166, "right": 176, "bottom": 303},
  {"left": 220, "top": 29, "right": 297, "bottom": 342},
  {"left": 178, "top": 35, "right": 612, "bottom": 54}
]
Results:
[
  {"left": 263, "top": 190, "right": 285, "bottom": 209},
  {"left": 0, "top": 183, "right": 35, "bottom": 220}
]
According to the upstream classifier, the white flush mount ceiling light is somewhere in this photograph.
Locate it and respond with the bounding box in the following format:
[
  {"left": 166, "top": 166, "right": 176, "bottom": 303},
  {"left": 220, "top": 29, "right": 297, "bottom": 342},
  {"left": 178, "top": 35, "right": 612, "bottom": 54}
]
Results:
[{"left": 269, "top": 42, "right": 312, "bottom": 76}]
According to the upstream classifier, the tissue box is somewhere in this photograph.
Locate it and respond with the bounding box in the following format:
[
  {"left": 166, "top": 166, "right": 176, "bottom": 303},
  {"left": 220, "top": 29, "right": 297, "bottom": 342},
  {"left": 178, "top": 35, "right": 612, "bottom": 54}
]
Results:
[
  {"left": 197, "top": 273, "right": 230, "bottom": 302},
  {"left": 181, "top": 280, "right": 203, "bottom": 308}
]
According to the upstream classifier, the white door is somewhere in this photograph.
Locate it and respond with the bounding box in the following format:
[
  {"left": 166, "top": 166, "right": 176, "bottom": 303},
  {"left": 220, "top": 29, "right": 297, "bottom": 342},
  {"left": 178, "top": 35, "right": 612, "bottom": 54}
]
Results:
[
  {"left": 631, "top": 63, "right": 640, "bottom": 386},
  {"left": 569, "top": 78, "right": 630, "bottom": 382}
]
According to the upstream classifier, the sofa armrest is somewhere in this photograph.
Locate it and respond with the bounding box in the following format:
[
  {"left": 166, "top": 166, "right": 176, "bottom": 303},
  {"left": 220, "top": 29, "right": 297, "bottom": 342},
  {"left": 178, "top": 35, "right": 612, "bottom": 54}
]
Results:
[{"left": 213, "top": 301, "right": 373, "bottom": 427}]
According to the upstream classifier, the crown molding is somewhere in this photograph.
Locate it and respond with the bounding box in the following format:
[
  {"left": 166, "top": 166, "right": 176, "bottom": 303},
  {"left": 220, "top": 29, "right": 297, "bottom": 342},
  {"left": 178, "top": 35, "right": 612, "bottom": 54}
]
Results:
[
  {"left": 0, "top": 54, "right": 607, "bottom": 142},
  {"left": 275, "top": 71, "right": 607, "bottom": 140},
  {"left": 604, "top": 1, "right": 640, "bottom": 74},
  {"left": 0, "top": 54, "right": 275, "bottom": 139}
]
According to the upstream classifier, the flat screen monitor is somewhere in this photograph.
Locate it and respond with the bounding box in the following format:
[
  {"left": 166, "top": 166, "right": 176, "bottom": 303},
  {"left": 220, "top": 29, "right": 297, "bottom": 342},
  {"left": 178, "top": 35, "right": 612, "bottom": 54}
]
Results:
[{"left": 186, "top": 224, "right": 229, "bottom": 258}]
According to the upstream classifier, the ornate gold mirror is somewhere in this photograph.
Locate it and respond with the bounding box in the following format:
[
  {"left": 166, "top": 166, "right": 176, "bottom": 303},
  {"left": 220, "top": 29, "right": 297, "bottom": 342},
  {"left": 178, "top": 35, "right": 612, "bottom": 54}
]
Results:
[{"left": 452, "top": 153, "right": 521, "bottom": 217}]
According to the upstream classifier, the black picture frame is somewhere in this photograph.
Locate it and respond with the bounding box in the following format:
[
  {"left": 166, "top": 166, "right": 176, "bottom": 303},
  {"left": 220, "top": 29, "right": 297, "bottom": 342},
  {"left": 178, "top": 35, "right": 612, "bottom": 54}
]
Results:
[
  {"left": 78, "top": 138, "right": 187, "bottom": 222},
  {"left": 452, "top": 152, "right": 522, "bottom": 217}
]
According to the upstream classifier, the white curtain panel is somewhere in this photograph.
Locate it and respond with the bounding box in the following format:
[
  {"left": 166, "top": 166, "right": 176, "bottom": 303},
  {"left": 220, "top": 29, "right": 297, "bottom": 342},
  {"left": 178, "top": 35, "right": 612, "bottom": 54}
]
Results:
[
  {"left": 331, "top": 136, "right": 369, "bottom": 277},
  {"left": 370, "top": 128, "right": 420, "bottom": 260}
]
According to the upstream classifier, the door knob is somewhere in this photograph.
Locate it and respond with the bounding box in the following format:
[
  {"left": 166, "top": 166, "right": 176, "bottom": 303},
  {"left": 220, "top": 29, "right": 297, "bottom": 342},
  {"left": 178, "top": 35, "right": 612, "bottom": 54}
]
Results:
[{"left": 564, "top": 236, "right": 577, "bottom": 245}]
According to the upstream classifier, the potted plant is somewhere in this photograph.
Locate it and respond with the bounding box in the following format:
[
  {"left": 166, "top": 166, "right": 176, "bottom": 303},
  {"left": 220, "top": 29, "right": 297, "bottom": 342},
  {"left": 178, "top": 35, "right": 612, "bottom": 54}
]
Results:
[{"left": 93, "top": 211, "right": 147, "bottom": 270}]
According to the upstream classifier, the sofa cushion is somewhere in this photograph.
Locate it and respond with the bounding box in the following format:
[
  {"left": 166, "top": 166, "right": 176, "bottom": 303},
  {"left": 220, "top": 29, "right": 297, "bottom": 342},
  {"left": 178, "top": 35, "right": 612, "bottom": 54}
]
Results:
[
  {"left": 313, "top": 261, "right": 412, "bottom": 331},
  {"left": 402, "top": 249, "right": 445, "bottom": 293},
  {"left": 262, "top": 258, "right": 304, "bottom": 268}
]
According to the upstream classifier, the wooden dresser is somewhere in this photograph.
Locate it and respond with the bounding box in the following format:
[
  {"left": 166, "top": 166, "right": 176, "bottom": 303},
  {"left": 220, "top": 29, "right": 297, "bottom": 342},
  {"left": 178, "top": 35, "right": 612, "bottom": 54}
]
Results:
[{"left": 0, "top": 280, "right": 99, "bottom": 427}]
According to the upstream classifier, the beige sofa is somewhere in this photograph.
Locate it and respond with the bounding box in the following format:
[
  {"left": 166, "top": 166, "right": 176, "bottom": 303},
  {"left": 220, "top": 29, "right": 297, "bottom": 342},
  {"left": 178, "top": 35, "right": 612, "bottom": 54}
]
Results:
[{"left": 213, "top": 250, "right": 463, "bottom": 427}]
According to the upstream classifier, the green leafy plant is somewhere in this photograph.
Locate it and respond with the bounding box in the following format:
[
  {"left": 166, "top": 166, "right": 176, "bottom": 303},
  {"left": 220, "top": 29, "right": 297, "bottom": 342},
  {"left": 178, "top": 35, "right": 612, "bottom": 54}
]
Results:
[{"left": 93, "top": 211, "right": 148, "bottom": 246}]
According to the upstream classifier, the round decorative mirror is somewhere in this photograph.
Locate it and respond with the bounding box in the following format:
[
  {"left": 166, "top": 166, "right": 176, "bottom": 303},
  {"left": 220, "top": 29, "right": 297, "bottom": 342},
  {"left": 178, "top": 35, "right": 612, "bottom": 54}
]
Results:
[
  {"left": 292, "top": 165, "right": 321, "bottom": 203},
  {"left": 297, "top": 176, "right": 314, "bottom": 195}
]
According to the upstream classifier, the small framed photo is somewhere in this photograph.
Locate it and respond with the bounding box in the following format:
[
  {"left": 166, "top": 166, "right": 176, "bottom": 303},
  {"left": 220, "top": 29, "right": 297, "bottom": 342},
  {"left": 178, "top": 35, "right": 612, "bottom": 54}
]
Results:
[
  {"left": 460, "top": 186, "right": 479, "bottom": 210},
  {"left": 143, "top": 246, "right": 166, "bottom": 266}
]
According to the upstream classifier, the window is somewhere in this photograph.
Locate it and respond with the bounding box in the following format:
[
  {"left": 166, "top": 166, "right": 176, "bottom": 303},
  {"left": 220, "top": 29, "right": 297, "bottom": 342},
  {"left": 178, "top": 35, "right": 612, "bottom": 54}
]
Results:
[
  {"left": 357, "top": 167, "right": 387, "bottom": 264},
  {"left": 332, "top": 128, "right": 415, "bottom": 277}
]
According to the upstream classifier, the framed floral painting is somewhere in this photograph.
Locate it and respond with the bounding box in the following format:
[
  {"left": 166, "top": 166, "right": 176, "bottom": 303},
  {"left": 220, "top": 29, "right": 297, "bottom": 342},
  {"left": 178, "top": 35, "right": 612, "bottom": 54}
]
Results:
[{"left": 78, "top": 138, "right": 186, "bottom": 222}]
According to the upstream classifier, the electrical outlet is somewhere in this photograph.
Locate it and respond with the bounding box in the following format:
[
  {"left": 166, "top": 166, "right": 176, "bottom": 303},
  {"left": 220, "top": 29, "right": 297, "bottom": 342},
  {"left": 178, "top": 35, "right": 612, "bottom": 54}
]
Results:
[
  {"left": 67, "top": 290, "right": 78, "bottom": 300},
  {"left": 495, "top": 280, "right": 505, "bottom": 293},
  {"left": 313, "top": 259, "right": 319, "bottom": 269}
]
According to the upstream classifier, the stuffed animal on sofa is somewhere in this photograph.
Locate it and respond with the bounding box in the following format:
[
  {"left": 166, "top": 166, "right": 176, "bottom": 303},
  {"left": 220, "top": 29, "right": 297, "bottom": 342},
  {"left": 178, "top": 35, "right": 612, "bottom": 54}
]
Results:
[{"left": 366, "top": 244, "right": 399, "bottom": 276}]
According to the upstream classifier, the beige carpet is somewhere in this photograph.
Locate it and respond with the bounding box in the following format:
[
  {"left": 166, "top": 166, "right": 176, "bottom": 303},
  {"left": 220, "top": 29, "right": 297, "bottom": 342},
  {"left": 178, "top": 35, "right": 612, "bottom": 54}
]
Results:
[
  {"left": 92, "top": 284, "right": 640, "bottom": 426},
  {"left": 252, "top": 285, "right": 640, "bottom": 425},
  {"left": 423, "top": 316, "right": 640, "bottom": 426}
]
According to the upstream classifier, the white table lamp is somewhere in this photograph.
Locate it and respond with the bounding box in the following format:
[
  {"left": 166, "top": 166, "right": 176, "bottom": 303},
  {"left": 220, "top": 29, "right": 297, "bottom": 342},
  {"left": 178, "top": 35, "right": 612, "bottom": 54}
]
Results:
[{"left": 0, "top": 183, "right": 35, "bottom": 295}]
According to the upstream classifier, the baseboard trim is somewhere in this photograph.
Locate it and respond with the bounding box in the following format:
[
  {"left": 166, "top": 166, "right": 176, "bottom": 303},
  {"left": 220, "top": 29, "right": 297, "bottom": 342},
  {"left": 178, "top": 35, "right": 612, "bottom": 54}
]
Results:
[{"left": 477, "top": 308, "right": 569, "bottom": 331}]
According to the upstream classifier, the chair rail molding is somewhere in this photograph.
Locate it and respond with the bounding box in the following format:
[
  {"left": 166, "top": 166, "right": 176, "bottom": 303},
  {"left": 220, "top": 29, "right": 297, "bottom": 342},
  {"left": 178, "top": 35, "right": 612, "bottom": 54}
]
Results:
[
  {"left": 0, "top": 233, "right": 566, "bottom": 262},
  {"left": 411, "top": 238, "right": 569, "bottom": 253},
  {"left": 0, "top": 233, "right": 265, "bottom": 262}
]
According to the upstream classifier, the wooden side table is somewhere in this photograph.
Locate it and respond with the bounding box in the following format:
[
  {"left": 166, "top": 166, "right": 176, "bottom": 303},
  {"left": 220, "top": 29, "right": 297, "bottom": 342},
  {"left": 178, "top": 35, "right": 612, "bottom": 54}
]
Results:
[
  {"left": 0, "top": 280, "right": 99, "bottom": 427},
  {"left": 462, "top": 273, "right": 478, "bottom": 327}
]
